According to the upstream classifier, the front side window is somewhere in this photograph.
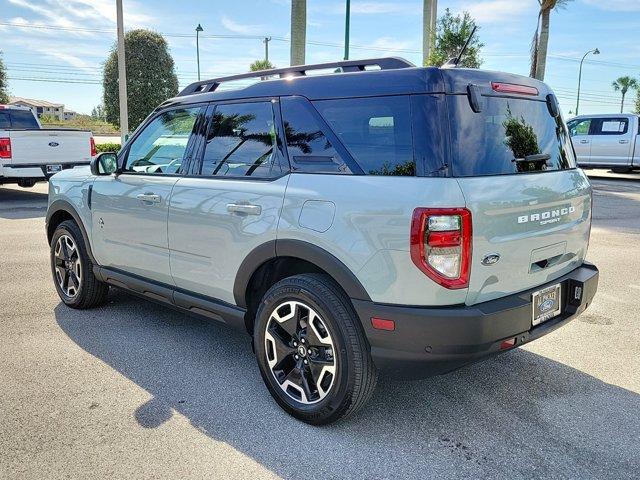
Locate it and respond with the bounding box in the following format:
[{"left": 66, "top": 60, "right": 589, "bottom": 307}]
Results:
[
  {"left": 124, "top": 107, "right": 200, "bottom": 174},
  {"left": 201, "top": 102, "right": 279, "bottom": 178},
  {"left": 313, "top": 96, "right": 415, "bottom": 175},
  {"left": 567, "top": 118, "right": 591, "bottom": 136},
  {"left": 280, "top": 97, "right": 352, "bottom": 174}
]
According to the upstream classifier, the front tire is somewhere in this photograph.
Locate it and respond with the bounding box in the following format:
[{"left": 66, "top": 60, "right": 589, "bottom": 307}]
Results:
[
  {"left": 50, "top": 220, "right": 109, "bottom": 309},
  {"left": 254, "top": 273, "right": 377, "bottom": 425}
]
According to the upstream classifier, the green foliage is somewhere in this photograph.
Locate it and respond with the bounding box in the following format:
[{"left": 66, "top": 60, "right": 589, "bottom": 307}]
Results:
[
  {"left": 250, "top": 59, "right": 275, "bottom": 71},
  {"left": 40, "top": 114, "right": 119, "bottom": 135},
  {"left": 103, "top": 29, "right": 179, "bottom": 132},
  {"left": 425, "top": 8, "right": 484, "bottom": 68},
  {"left": 0, "top": 53, "right": 8, "bottom": 104},
  {"left": 612, "top": 76, "right": 638, "bottom": 112},
  {"left": 95, "top": 142, "right": 121, "bottom": 153},
  {"left": 91, "top": 105, "right": 106, "bottom": 121}
]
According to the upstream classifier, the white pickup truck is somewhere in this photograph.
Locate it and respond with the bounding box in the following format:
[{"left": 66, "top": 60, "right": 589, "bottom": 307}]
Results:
[
  {"left": 567, "top": 113, "right": 640, "bottom": 173},
  {"left": 0, "top": 105, "right": 96, "bottom": 188}
]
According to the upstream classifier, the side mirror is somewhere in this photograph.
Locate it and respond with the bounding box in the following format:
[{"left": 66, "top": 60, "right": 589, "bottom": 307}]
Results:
[{"left": 90, "top": 152, "right": 118, "bottom": 176}]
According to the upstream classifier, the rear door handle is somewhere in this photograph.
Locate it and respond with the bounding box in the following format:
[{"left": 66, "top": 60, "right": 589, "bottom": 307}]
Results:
[
  {"left": 619, "top": 139, "right": 629, "bottom": 144},
  {"left": 136, "top": 193, "right": 161, "bottom": 204},
  {"left": 227, "top": 203, "right": 261, "bottom": 215},
  {"left": 579, "top": 139, "right": 589, "bottom": 144}
]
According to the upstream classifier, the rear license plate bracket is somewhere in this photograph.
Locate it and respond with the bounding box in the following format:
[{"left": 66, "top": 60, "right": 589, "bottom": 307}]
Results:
[{"left": 532, "top": 283, "right": 562, "bottom": 326}]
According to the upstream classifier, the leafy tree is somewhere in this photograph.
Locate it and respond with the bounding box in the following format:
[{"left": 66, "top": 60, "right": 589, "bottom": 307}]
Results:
[
  {"left": 250, "top": 59, "right": 275, "bottom": 72},
  {"left": 0, "top": 53, "right": 9, "bottom": 104},
  {"left": 530, "top": 1, "right": 573, "bottom": 80},
  {"left": 612, "top": 76, "right": 638, "bottom": 113},
  {"left": 91, "top": 105, "right": 106, "bottom": 121},
  {"left": 103, "top": 29, "right": 178, "bottom": 131},
  {"left": 425, "top": 8, "right": 484, "bottom": 68}
]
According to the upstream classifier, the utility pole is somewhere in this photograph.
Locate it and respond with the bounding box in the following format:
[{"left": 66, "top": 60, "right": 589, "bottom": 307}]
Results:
[
  {"left": 196, "top": 24, "right": 203, "bottom": 81},
  {"left": 423, "top": 0, "right": 438, "bottom": 65},
  {"left": 576, "top": 48, "right": 600, "bottom": 116},
  {"left": 264, "top": 37, "right": 271, "bottom": 62},
  {"left": 116, "top": 0, "right": 128, "bottom": 145},
  {"left": 344, "top": 0, "right": 350, "bottom": 60}
]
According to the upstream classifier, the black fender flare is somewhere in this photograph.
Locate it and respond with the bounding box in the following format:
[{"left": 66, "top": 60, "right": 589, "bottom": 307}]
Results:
[
  {"left": 46, "top": 199, "right": 96, "bottom": 264},
  {"left": 233, "top": 239, "right": 372, "bottom": 308}
]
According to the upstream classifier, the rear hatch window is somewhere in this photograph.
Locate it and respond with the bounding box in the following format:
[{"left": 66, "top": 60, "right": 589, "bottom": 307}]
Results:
[{"left": 448, "top": 95, "right": 576, "bottom": 176}]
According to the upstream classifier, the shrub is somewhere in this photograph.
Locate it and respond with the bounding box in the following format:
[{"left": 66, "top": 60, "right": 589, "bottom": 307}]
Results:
[{"left": 95, "top": 142, "right": 121, "bottom": 153}]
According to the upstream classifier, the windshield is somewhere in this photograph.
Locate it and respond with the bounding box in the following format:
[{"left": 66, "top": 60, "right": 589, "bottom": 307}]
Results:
[{"left": 448, "top": 96, "right": 576, "bottom": 176}]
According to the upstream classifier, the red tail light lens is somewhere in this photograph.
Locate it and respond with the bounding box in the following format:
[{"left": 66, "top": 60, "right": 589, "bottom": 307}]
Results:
[
  {"left": 90, "top": 137, "right": 97, "bottom": 157},
  {"left": 491, "top": 82, "right": 539, "bottom": 96},
  {"left": 410, "top": 208, "right": 472, "bottom": 289},
  {"left": 0, "top": 138, "right": 11, "bottom": 159}
]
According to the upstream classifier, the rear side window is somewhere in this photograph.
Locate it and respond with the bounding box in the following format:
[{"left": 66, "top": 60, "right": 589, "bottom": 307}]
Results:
[
  {"left": 280, "top": 97, "right": 352, "bottom": 174},
  {"left": 201, "top": 102, "right": 280, "bottom": 178},
  {"left": 592, "top": 118, "right": 628, "bottom": 135},
  {"left": 313, "top": 96, "right": 415, "bottom": 175},
  {"left": 448, "top": 96, "right": 576, "bottom": 176},
  {"left": 1, "top": 110, "right": 39, "bottom": 129}
]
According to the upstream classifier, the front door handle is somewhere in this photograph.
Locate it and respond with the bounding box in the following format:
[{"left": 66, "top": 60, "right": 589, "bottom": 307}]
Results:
[
  {"left": 227, "top": 203, "right": 261, "bottom": 215},
  {"left": 579, "top": 139, "right": 589, "bottom": 144},
  {"left": 136, "top": 193, "right": 161, "bottom": 204},
  {"left": 619, "top": 139, "right": 629, "bottom": 144}
]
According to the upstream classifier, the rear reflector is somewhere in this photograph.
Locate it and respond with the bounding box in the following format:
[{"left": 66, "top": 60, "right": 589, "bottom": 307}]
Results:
[
  {"left": 371, "top": 317, "right": 395, "bottom": 331},
  {"left": 0, "top": 138, "right": 11, "bottom": 159},
  {"left": 491, "top": 82, "right": 539, "bottom": 96},
  {"left": 500, "top": 337, "right": 517, "bottom": 350}
]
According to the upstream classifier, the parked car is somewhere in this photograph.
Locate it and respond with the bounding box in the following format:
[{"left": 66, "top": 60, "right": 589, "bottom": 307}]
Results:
[
  {"left": 567, "top": 113, "right": 639, "bottom": 173},
  {"left": 45, "top": 58, "right": 599, "bottom": 424},
  {"left": 0, "top": 105, "right": 96, "bottom": 188}
]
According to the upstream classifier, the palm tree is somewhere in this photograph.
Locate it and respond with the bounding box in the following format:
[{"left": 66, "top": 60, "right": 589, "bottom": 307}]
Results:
[
  {"left": 290, "top": 0, "right": 306, "bottom": 66},
  {"left": 530, "top": 0, "right": 573, "bottom": 80},
  {"left": 422, "top": 0, "right": 437, "bottom": 65},
  {"left": 612, "top": 76, "right": 638, "bottom": 113}
]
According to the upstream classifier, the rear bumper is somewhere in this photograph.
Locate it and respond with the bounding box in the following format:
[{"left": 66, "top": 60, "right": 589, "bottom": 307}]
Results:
[
  {"left": 353, "top": 262, "right": 599, "bottom": 379},
  {"left": 0, "top": 162, "right": 90, "bottom": 180}
]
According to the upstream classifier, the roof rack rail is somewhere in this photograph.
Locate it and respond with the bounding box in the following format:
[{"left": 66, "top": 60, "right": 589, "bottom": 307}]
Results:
[{"left": 177, "top": 57, "right": 415, "bottom": 97}]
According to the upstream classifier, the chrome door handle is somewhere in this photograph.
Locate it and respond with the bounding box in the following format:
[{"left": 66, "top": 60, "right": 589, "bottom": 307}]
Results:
[
  {"left": 579, "top": 139, "right": 589, "bottom": 144},
  {"left": 619, "top": 139, "right": 629, "bottom": 144},
  {"left": 136, "top": 193, "right": 161, "bottom": 204},
  {"left": 227, "top": 203, "right": 261, "bottom": 215}
]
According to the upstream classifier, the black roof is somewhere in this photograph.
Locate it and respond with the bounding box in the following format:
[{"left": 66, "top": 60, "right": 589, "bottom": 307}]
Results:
[{"left": 163, "top": 57, "right": 553, "bottom": 109}]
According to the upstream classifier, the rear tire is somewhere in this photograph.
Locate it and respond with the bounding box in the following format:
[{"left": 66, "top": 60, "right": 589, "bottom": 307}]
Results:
[
  {"left": 50, "top": 220, "right": 109, "bottom": 309},
  {"left": 611, "top": 167, "right": 632, "bottom": 174},
  {"left": 254, "top": 273, "right": 377, "bottom": 425}
]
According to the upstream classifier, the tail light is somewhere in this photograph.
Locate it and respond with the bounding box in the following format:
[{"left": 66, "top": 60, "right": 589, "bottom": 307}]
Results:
[
  {"left": 0, "top": 138, "right": 11, "bottom": 159},
  {"left": 410, "top": 207, "right": 472, "bottom": 289},
  {"left": 491, "top": 82, "right": 538, "bottom": 96},
  {"left": 90, "top": 137, "right": 97, "bottom": 157}
]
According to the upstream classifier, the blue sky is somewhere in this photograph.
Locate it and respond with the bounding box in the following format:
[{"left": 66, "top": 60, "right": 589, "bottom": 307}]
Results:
[{"left": 2, "top": 0, "right": 640, "bottom": 116}]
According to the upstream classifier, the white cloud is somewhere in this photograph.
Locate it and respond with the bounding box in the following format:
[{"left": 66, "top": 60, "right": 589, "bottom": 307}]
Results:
[
  {"left": 457, "top": 0, "right": 536, "bottom": 24},
  {"left": 220, "top": 15, "right": 264, "bottom": 35},
  {"left": 582, "top": 0, "right": 640, "bottom": 11}
]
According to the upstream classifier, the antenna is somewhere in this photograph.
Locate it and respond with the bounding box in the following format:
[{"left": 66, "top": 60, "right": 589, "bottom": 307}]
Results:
[{"left": 442, "top": 25, "right": 477, "bottom": 68}]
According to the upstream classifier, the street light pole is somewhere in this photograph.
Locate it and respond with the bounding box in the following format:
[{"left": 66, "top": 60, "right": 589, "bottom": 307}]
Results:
[
  {"left": 344, "top": 0, "right": 350, "bottom": 60},
  {"left": 116, "top": 0, "right": 128, "bottom": 145},
  {"left": 196, "top": 24, "right": 203, "bottom": 81},
  {"left": 576, "top": 48, "right": 600, "bottom": 116},
  {"left": 264, "top": 37, "right": 271, "bottom": 62}
]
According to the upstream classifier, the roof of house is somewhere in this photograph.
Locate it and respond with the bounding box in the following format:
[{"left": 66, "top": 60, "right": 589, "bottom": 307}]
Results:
[{"left": 9, "top": 97, "right": 64, "bottom": 108}]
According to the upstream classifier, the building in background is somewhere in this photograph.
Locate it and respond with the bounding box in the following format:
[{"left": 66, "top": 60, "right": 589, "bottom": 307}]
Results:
[{"left": 7, "top": 97, "right": 76, "bottom": 121}]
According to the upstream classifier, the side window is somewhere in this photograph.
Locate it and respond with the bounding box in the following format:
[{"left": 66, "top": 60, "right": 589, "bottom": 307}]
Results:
[
  {"left": 593, "top": 118, "right": 628, "bottom": 135},
  {"left": 280, "top": 97, "right": 352, "bottom": 174},
  {"left": 313, "top": 96, "right": 414, "bottom": 175},
  {"left": 567, "top": 118, "right": 591, "bottom": 136},
  {"left": 0, "top": 112, "right": 10, "bottom": 129},
  {"left": 124, "top": 107, "right": 200, "bottom": 174},
  {"left": 201, "top": 102, "right": 278, "bottom": 178}
]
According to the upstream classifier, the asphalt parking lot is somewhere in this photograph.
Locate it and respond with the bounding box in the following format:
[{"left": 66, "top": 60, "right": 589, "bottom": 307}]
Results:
[{"left": 1, "top": 174, "right": 639, "bottom": 479}]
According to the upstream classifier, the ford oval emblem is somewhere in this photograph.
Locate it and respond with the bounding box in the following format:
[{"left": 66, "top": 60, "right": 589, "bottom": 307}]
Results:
[
  {"left": 48, "top": 142, "right": 60, "bottom": 147},
  {"left": 539, "top": 299, "right": 555, "bottom": 312},
  {"left": 481, "top": 253, "right": 500, "bottom": 266}
]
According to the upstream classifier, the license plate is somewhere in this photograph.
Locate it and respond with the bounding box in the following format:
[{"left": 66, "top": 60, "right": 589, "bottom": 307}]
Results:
[
  {"left": 532, "top": 283, "right": 562, "bottom": 326},
  {"left": 46, "top": 164, "right": 62, "bottom": 174}
]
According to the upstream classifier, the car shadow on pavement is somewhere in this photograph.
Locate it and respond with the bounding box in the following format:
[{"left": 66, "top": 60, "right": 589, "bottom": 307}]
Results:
[
  {"left": 54, "top": 290, "right": 639, "bottom": 479},
  {"left": 0, "top": 186, "right": 48, "bottom": 219}
]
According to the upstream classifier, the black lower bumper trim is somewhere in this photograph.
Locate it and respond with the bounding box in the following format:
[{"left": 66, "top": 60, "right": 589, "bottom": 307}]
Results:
[{"left": 353, "top": 262, "right": 599, "bottom": 379}]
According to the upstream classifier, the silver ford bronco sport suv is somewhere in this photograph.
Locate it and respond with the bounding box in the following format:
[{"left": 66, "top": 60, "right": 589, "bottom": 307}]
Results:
[{"left": 46, "top": 58, "right": 599, "bottom": 425}]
